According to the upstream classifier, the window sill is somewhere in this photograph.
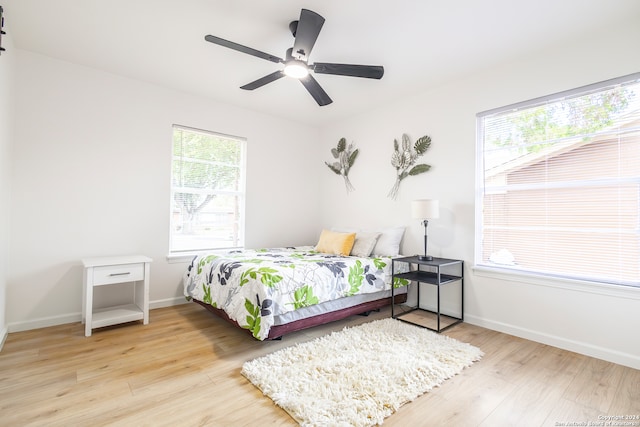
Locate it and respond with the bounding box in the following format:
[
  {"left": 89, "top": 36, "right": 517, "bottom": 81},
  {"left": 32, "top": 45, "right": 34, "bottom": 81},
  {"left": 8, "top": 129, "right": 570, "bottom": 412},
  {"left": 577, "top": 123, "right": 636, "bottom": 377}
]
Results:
[
  {"left": 166, "top": 248, "right": 245, "bottom": 264},
  {"left": 166, "top": 253, "right": 198, "bottom": 264},
  {"left": 472, "top": 265, "right": 640, "bottom": 300}
]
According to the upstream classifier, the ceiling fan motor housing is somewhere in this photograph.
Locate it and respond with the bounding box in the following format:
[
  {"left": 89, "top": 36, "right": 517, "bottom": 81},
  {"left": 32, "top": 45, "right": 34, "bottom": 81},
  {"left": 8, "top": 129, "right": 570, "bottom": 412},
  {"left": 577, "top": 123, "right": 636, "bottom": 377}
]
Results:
[{"left": 289, "top": 20, "right": 298, "bottom": 37}]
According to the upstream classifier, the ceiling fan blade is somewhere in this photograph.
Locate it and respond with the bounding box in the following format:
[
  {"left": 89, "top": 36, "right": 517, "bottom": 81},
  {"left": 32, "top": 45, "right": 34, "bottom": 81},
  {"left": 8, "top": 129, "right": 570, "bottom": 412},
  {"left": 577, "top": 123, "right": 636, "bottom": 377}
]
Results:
[
  {"left": 204, "top": 35, "right": 283, "bottom": 64},
  {"left": 240, "top": 71, "right": 286, "bottom": 90},
  {"left": 299, "top": 74, "right": 332, "bottom": 106},
  {"left": 291, "top": 9, "right": 325, "bottom": 61},
  {"left": 312, "top": 63, "right": 384, "bottom": 79}
]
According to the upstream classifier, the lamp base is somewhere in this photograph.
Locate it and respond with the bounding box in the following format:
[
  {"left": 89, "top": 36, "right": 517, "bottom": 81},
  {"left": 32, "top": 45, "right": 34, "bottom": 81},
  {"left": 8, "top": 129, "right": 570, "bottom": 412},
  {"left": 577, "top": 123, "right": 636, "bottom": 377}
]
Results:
[{"left": 418, "top": 255, "right": 433, "bottom": 261}]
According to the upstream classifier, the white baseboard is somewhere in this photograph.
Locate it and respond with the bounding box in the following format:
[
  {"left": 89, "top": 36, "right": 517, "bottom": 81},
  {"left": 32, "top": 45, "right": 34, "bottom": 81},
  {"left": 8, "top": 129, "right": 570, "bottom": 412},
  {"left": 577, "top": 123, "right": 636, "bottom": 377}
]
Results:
[
  {"left": 6, "top": 296, "right": 191, "bottom": 334},
  {"left": 8, "top": 312, "right": 82, "bottom": 333},
  {"left": 465, "top": 314, "right": 640, "bottom": 370},
  {"left": 0, "top": 325, "right": 7, "bottom": 352},
  {"left": 150, "top": 296, "right": 189, "bottom": 310}
]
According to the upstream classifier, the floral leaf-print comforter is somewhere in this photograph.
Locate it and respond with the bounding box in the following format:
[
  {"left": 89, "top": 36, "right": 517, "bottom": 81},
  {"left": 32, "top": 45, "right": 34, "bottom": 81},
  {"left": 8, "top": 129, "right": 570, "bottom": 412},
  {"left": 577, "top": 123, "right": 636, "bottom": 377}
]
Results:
[{"left": 183, "top": 246, "right": 396, "bottom": 340}]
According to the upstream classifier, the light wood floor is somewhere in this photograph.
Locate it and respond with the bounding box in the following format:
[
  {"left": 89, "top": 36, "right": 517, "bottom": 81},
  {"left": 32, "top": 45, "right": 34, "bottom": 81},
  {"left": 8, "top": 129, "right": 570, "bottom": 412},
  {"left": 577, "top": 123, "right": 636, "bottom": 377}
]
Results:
[{"left": 1, "top": 304, "right": 638, "bottom": 427}]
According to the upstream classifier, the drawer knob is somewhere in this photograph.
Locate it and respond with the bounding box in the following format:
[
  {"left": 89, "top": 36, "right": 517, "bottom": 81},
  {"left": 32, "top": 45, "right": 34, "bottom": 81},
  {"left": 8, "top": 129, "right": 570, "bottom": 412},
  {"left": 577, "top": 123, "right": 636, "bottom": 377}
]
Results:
[{"left": 109, "top": 272, "right": 131, "bottom": 277}]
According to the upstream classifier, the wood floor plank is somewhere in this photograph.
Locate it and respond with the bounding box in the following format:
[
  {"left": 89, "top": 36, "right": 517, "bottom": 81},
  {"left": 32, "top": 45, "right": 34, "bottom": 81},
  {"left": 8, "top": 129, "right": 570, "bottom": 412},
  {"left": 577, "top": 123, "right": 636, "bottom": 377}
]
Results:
[
  {"left": 562, "top": 357, "right": 625, "bottom": 413},
  {"left": 608, "top": 366, "right": 640, "bottom": 414},
  {"left": 478, "top": 365, "right": 573, "bottom": 426},
  {"left": 542, "top": 397, "right": 603, "bottom": 427},
  {"left": 1, "top": 376, "right": 133, "bottom": 426},
  {"left": 1, "top": 303, "right": 638, "bottom": 426}
]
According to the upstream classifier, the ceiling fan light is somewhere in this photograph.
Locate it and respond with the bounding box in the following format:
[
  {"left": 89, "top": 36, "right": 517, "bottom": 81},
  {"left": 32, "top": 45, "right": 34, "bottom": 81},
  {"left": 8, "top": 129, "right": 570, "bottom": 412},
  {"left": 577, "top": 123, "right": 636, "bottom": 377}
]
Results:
[{"left": 284, "top": 62, "right": 309, "bottom": 78}]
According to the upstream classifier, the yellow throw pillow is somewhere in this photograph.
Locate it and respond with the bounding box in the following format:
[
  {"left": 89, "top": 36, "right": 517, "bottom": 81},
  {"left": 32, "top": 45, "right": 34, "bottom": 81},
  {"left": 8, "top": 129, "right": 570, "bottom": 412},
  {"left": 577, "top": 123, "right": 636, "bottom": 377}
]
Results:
[{"left": 315, "top": 229, "right": 356, "bottom": 256}]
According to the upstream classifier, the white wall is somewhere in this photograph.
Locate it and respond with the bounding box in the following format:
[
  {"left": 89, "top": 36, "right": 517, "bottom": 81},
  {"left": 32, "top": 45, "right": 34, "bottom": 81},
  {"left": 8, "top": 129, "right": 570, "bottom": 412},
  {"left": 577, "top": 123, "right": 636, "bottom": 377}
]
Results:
[
  {"left": 319, "top": 19, "right": 640, "bottom": 369},
  {"left": 7, "top": 50, "right": 322, "bottom": 330},
  {"left": 0, "top": 30, "right": 15, "bottom": 348},
  {"left": 5, "top": 13, "right": 640, "bottom": 370}
]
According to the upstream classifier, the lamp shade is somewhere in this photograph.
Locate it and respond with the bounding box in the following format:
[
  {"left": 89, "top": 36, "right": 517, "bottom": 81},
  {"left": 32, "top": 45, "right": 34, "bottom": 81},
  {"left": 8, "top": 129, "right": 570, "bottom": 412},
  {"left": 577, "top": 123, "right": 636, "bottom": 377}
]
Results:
[{"left": 412, "top": 199, "right": 440, "bottom": 219}]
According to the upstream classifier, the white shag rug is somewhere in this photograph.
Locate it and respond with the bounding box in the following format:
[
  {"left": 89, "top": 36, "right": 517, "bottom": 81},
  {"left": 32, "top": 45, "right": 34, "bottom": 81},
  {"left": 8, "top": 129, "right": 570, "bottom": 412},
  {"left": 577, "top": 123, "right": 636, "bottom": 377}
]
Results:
[{"left": 241, "top": 318, "right": 483, "bottom": 426}]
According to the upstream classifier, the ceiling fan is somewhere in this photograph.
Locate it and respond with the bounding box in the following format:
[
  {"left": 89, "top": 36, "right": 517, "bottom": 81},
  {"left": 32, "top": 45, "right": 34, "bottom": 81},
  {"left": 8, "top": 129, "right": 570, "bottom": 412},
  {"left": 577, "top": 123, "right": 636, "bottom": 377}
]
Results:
[{"left": 204, "top": 8, "right": 384, "bottom": 106}]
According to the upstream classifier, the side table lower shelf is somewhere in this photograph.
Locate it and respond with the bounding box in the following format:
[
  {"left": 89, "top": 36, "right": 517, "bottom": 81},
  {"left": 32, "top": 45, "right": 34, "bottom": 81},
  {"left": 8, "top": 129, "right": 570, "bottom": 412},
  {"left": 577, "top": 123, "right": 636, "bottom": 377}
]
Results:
[
  {"left": 394, "top": 307, "right": 462, "bottom": 332},
  {"left": 91, "top": 304, "right": 145, "bottom": 329}
]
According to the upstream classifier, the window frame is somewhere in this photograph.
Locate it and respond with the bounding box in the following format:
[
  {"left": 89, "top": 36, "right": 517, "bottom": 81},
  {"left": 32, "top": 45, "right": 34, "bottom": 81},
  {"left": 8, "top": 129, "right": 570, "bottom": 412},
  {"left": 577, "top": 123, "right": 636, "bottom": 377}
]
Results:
[
  {"left": 168, "top": 125, "right": 247, "bottom": 258},
  {"left": 475, "top": 73, "right": 640, "bottom": 288}
]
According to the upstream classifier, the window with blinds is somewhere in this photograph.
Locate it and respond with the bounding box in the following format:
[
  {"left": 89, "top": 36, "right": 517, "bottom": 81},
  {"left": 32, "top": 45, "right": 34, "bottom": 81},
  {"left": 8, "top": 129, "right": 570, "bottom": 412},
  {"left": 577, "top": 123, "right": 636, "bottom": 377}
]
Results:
[
  {"left": 476, "top": 73, "right": 640, "bottom": 287},
  {"left": 170, "top": 125, "right": 246, "bottom": 254}
]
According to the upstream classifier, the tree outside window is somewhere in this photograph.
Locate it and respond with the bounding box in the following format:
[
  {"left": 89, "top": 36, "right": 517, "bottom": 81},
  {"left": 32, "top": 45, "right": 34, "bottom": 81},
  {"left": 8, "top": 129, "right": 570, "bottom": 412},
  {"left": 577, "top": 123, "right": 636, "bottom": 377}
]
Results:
[{"left": 170, "top": 126, "right": 246, "bottom": 253}]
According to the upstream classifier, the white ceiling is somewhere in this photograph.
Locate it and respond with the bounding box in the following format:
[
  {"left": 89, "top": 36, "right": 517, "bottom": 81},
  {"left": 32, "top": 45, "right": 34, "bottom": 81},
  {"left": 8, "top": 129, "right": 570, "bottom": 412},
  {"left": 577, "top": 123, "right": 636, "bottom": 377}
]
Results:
[{"left": 3, "top": 0, "right": 640, "bottom": 127}]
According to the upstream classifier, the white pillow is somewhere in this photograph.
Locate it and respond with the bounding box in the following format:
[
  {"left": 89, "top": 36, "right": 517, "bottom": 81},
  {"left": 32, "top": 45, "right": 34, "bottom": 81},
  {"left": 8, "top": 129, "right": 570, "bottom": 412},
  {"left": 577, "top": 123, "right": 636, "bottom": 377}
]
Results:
[
  {"left": 368, "top": 226, "right": 405, "bottom": 256},
  {"left": 350, "top": 232, "right": 381, "bottom": 257}
]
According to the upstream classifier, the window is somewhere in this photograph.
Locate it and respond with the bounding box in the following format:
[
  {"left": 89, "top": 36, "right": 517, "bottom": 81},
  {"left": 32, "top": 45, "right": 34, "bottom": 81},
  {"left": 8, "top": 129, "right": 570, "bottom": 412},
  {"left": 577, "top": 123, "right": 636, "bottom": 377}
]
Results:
[
  {"left": 170, "top": 125, "right": 246, "bottom": 254},
  {"left": 476, "top": 73, "right": 640, "bottom": 287}
]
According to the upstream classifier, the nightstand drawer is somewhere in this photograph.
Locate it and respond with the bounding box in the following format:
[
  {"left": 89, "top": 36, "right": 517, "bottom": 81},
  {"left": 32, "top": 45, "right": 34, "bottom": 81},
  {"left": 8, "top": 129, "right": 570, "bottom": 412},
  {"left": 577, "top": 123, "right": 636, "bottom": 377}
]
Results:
[{"left": 92, "top": 263, "right": 145, "bottom": 285}]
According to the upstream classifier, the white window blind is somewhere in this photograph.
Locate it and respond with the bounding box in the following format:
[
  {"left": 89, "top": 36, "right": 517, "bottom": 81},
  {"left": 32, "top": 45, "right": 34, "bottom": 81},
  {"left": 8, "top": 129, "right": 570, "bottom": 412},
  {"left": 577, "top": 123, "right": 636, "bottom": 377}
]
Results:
[
  {"left": 170, "top": 125, "right": 246, "bottom": 254},
  {"left": 476, "top": 73, "right": 640, "bottom": 287}
]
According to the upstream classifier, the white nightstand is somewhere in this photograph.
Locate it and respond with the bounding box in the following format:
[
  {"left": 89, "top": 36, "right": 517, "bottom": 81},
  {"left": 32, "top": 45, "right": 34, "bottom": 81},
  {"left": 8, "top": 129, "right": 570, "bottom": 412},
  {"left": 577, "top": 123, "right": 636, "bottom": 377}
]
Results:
[{"left": 82, "top": 255, "right": 152, "bottom": 337}]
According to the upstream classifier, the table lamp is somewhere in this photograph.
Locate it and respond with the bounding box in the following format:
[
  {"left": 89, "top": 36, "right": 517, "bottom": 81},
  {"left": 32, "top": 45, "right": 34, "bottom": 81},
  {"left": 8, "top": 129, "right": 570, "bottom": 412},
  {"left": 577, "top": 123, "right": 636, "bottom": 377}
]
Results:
[{"left": 411, "top": 199, "right": 439, "bottom": 261}]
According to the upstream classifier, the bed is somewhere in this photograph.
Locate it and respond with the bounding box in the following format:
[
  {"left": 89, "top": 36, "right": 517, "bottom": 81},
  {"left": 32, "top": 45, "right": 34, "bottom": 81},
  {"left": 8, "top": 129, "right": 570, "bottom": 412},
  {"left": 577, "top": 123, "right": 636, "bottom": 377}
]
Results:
[{"left": 183, "top": 228, "right": 408, "bottom": 340}]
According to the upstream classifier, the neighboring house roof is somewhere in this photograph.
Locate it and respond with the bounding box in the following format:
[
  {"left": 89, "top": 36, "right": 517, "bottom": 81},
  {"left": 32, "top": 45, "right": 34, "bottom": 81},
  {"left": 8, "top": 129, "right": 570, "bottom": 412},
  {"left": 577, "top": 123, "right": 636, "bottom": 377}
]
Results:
[{"left": 485, "top": 113, "right": 640, "bottom": 180}]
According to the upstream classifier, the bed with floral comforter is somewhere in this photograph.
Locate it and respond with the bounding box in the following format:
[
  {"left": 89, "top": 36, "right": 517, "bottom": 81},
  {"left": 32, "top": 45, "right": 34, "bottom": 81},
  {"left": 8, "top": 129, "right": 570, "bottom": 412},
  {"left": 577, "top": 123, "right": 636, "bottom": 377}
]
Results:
[{"left": 183, "top": 246, "right": 404, "bottom": 340}]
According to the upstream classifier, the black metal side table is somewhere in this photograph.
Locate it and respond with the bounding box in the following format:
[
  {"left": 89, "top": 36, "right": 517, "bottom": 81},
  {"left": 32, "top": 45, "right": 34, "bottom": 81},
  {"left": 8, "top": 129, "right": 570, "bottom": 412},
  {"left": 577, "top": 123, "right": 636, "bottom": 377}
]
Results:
[{"left": 391, "top": 256, "right": 463, "bottom": 332}]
